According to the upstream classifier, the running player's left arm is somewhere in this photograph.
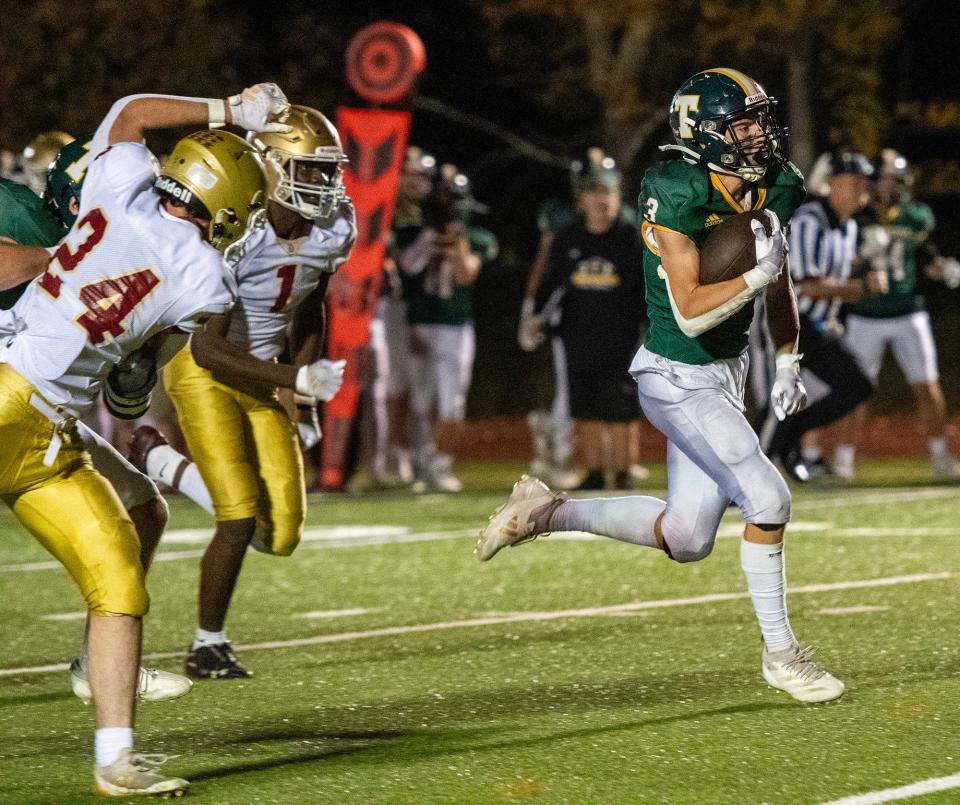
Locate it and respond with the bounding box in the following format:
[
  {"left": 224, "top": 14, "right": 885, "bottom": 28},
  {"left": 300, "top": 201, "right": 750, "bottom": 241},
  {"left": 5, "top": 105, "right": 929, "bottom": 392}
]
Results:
[
  {"left": 765, "top": 255, "right": 806, "bottom": 420},
  {"left": 0, "top": 239, "right": 48, "bottom": 290}
]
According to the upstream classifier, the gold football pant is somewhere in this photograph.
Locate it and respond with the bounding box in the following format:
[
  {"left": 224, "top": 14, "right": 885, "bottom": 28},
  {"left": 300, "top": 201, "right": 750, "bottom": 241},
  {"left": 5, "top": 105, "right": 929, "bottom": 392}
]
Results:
[
  {"left": 0, "top": 364, "right": 148, "bottom": 616},
  {"left": 164, "top": 349, "right": 305, "bottom": 555}
]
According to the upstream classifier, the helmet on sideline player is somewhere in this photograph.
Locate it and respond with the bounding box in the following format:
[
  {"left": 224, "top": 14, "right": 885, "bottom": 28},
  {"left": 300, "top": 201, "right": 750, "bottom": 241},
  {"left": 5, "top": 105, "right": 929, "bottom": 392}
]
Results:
[
  {"left": 248, "top": 105, "right": 347, "bottom": 220},
  {"left": 44, "top": 137, "right": 92, "bottom": 229},
  {"left": 663, "top": 68, "right": 787, "bottom": 182},
  {"left": 22, "top": 130, "right": 74, "bottom": 196},
  {"left": 806, "top": 150, "right": 875, "bottom": 197},
  {"left": 570, "top": 147, "right": 621, "bottom": 194},
  {"left": 874, "top": 148, "right": 912, "bottom": 205},
  {"left": 155, "top": 130, "right": 267, "bottom": 252}
]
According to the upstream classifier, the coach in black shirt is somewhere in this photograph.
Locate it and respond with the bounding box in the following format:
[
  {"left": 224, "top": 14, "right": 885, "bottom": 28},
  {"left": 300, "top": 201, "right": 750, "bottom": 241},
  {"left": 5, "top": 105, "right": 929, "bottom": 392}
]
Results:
[{"left": 534, "top": 164, "right": 646, "bottom": 489}]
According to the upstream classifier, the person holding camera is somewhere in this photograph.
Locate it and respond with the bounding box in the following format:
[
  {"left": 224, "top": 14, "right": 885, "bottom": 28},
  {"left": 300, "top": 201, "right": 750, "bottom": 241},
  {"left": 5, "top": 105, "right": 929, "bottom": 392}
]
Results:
[{"left": 398, "top": 164, "right": 498, "bottom": 491}]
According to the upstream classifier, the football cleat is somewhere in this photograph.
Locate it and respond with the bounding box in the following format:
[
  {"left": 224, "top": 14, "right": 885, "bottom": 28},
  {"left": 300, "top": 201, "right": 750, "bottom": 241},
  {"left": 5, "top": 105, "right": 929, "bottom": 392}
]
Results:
[
  {"left": 761, "top": 643, "right": 845, "bottom": 703},
  {"left": 70, "top": 659, "right": 193, "bottom": 705},
  {"left": 126, "top": 425, "right": 169, "bottom": 475},
  {"left": 476, "top": 475, "right": 565, "bottom": 562},
  {"left": 185, "top": 643, "right": 252, "bottom": 680},
  {"left": 94, "top": 748, "right": 188, "bottom": 798},
  {"left": 429, "top": 454, "right": 463, "bottom": 493}
]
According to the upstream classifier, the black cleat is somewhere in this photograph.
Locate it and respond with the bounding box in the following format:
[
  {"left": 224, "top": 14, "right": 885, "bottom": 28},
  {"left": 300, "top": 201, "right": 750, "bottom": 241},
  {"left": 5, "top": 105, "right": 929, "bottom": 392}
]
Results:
[{"left": 185, "top": 643, "right": 252, "bottom": 680}]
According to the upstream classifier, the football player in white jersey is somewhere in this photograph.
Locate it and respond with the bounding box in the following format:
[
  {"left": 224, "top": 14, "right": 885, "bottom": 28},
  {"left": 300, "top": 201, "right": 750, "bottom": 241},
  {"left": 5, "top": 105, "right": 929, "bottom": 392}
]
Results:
[
  {"left": 0, "top": 83, "right": 286, "bottom": 797},
  {"left": 127, "top": 105, "right": 355, "bottom": 680}
]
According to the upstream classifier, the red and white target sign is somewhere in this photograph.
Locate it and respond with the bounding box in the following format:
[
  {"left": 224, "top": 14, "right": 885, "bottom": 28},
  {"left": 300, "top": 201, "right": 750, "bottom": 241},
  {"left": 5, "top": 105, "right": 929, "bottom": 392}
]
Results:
[{"left": 345, "top": 21, "right": 426, "bottom": 105}]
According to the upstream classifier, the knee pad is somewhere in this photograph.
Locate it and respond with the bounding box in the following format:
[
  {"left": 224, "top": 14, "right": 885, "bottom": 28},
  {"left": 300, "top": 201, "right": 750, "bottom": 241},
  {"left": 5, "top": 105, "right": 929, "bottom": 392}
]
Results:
[
  {"left": 660, "top": 511, "right": 716, "bottom": 564},
  {"left": 251, "top": 518, "right": 302, "bottom": 556},
  {"left": 745, "top": 473, "right": 791, "bottom": 525},
  {"left": 88, "top": 565, "right": 150, "bottom": 617}
]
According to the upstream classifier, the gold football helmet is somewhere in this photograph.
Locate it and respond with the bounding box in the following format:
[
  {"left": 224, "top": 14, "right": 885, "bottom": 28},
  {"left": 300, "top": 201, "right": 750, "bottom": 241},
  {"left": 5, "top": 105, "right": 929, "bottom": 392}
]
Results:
[
  {"left": 248, "top": 105, "right": 347, "bottom": 219},
  {"left": 156, "top": 130, "right": 266, "bottom": 252},
  {"left": 22, "top": 130, "right": 74, "bottom": 196}
]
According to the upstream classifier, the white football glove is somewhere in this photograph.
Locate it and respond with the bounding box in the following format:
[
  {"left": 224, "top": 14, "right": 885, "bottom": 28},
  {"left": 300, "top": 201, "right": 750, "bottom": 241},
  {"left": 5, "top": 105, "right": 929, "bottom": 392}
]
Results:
[
  {"left": 294, "top": 394, "right": 322, "bottom": 450},
  {"left": 941, "top": 257, "right": 960, "bottom": 290},
  {"left": 229, "top": 83, "right": 292, "bottom": 133},
  {"left": 743, "top": 210, "right": 788, "bottom": 291},
  {"left": 770, "top": 352, "right": 807, "bottom": 421},
  {"left": 295, "top": 358, "right": 346, "bottom": 402}
]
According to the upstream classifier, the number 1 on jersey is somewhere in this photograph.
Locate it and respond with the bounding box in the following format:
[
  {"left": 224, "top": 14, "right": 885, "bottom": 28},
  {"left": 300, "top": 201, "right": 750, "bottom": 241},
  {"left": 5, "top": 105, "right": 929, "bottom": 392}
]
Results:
[{"left": 271, "top": 263, "right": 297, "bottom": 312}]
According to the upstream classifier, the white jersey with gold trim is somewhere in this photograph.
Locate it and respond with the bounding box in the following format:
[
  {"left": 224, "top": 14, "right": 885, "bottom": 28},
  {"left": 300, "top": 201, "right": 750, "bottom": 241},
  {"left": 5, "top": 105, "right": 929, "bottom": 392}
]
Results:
[
  {"left": 3, "top": 140, "right": 235, "bottom": 417},
  {"left": 224, "top": 200, "right": 355, "bottom": 360}
]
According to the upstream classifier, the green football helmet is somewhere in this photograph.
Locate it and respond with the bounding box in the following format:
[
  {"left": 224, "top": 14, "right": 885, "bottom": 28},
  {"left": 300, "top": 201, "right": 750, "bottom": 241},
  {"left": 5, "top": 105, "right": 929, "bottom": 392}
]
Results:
[
  {"left": 663, "top": 68, "right": 787, "bottom": 182},
  {"left": 43, "top": 137, "right": 92, "bottom": 229}
]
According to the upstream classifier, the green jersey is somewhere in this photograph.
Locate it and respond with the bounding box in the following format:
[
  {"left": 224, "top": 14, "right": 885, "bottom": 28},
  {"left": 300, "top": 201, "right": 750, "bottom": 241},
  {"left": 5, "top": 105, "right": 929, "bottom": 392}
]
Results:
[
  {"left": 403, "top": 225, "right": 498, "bottom": 326},
  {"left": 0, "top": 178, "right": 64, "bottom": 309},
  {"left": 639, "top": 157, "right": 805, "bottom": 365},
  {"left": 850, "top": 199, "right": 934, "bottom": 318}
]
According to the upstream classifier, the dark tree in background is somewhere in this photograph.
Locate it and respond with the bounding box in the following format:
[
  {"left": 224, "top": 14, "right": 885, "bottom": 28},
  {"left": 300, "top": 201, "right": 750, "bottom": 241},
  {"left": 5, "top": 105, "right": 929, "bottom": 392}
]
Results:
[
  {"left": 481, "top": 0, "right": 900, "bottom": 177},
  {"left": 0, "top": 0, "right": 241, "bottom": 144}
]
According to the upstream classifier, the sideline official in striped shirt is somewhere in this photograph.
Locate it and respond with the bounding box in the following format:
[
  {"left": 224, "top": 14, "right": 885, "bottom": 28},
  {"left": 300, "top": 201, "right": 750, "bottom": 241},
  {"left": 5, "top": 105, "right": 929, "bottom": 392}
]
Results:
[{"left": 763, "top": 151, "right": 886, "bottom": 481}]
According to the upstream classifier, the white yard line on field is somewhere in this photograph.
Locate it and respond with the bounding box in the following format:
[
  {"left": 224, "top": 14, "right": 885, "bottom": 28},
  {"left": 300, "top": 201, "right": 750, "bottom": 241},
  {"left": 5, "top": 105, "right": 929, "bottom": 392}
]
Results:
[
  {"left": 1, "top": 571, "right": 950, "bottom": 678},
  {"left": 0, "top": 527, "right": 479, "bottom": 573},
  {"left": 296, "top": 608, "right": 384, "bottom": 619},
  {"left": 39, "top": 612, "right": 87, "bottom": 622},
  {"left": 817, "top": 605, "right": 889, "bottom": 615},
  {"left": 796, "top": 488, "right": 959, "bottom": 509},
  {"left": 820, "top": 772, "right": 960, "bottom": 804}
]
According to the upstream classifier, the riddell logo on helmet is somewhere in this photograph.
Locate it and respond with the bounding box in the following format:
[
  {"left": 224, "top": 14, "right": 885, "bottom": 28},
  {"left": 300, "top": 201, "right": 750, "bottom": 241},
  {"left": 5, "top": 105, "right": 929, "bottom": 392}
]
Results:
[{"left": 155, "top": 176, "right": 193, "bottom": 205}]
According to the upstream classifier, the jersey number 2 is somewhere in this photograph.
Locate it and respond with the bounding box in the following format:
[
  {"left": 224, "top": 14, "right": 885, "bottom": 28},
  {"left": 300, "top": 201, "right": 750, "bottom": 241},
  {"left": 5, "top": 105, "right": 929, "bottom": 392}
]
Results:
[{"left": 39, "top": 208, "right": 160, "bottom": 344}]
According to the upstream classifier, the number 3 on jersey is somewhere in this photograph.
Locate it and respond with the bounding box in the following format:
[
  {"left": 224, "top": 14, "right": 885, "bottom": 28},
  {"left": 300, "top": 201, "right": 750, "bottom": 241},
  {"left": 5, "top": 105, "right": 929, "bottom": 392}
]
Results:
[{"left": 39, "top": 207, "right": 160, "bottom": 344}]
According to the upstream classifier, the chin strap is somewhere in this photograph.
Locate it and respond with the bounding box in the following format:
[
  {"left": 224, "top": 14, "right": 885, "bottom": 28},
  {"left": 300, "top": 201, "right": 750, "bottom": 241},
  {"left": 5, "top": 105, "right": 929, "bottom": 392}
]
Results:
[{"left": 658, "top": 144, "right": 767, "bottom": 182}]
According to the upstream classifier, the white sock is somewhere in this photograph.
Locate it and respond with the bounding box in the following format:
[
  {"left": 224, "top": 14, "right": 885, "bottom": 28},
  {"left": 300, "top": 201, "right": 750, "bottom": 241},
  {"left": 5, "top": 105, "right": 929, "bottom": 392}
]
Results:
[
  {"left": 833, "top": 443, "right": 855, "bottom": 466},
  {"left": 550, "top": 496, "right": 665, "bottom": 548},
  {"left": 193, "top": 627, "right": 227, "bottom": 649},
  {"left": 95, "top": 727, "right": 133, "bottom": 767},
  {"left": 929, "top": 436, "right": 950, "bottom": 459},
  {"left": 800, "top": 444, "right": 822, "bottom": 463},
  {"left": 145, "top": 445, "right": 214, "bottom": 514},
  {"left": 740, "top": 539, "right": 795, "bottom": 652},
  {"left": 177, "top": 463, "right": 215, "bottom": 514}
]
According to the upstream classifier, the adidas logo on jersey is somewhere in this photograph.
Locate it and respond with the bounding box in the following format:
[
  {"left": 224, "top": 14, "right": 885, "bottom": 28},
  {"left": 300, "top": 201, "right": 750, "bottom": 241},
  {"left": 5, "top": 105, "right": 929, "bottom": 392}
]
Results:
[{"left": 705, "top": 213, "right": 723, "bottom": 228}]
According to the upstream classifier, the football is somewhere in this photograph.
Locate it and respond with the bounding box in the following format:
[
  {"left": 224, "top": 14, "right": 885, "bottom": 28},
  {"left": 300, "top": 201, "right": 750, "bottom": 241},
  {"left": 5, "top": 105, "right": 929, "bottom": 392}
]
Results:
[{"left": 699, "top": 210, "right": 771, "bottom": 284}]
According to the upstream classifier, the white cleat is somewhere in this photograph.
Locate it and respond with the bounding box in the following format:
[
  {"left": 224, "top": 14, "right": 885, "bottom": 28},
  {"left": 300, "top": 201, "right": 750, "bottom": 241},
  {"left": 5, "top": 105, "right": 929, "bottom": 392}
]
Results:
[
  {"left": 475, "top": 475, "right": 564, "bottom": 562},
  {"left": 95, "top": 749, "right": 188, "bottom": 798},
  {"left": 762, "top": 643, "right": 845, "bottom": 703},
  {"left": 71, "top": 659, "right": 193, "bottom": 705}
]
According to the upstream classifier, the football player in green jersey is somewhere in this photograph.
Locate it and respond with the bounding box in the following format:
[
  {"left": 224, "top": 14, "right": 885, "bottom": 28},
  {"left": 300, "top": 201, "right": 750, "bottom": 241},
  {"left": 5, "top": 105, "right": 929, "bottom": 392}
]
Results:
[
  {"left": 832, "top": 149, "right": 959, "bottom": 479},
  {"left": 0, "top": 139, "right": 192, "bottom": 707},
  {"left": 479, "top": 68, "right": 844, "bottom": 703}
]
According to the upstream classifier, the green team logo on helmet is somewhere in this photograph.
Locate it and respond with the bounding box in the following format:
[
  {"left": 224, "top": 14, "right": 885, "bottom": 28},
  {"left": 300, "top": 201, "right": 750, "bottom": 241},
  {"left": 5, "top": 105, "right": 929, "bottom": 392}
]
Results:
[
  {"left": 664, "top": 68, "right": 787, "bottom": 182},
  {"left": 44, "top": 137, "right": 92, "bottom": 229}
]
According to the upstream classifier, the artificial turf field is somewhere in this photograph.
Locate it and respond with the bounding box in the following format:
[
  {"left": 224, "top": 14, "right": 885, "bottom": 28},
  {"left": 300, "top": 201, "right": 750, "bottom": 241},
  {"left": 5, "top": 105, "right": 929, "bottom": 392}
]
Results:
[{"left": 0, "top": 460, "right": 958, "bottom": 804}]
